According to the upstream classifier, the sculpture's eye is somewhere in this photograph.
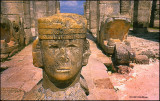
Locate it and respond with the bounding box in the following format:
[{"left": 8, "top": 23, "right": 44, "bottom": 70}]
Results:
[
  {"left": 49, "top": 45, "right": 59, "bottom": 48},
  {"left": 67, "top": 44, "right": 77, "bottom": 47}
]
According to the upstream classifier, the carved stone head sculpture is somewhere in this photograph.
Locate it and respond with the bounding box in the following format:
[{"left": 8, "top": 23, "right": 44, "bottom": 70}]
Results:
[{"left": 32, "top": 13, "right": 90, "bottom": 92}]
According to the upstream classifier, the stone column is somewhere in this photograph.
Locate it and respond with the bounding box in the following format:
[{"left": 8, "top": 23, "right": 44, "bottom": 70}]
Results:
[
  {"left": 34, "top": 1, "right": 48, "bottom": 36},
  {"left": 85, "top": 0, "right": 90, "bottom": 29},
  {"left": 154, "top": 0, "right": 159, "bottom": 27},
  {"left": 83, "top": 2, "right": 86, "bottom": 17},
  {"left": 1, "top": 0, "right": 25, "bottom": 47},
  {"left": 56, "top": 0, "right": 60, "bottom": 14},
  {"left": 120, "top": 0, "right": 131, "bottom": 15},
  {"left": 130, "top": 1, "right": 134, "bottom": 25},
  {"left": 30, "top": 1, "right": 36, "bottom": 36},
  {"left": 99, "top": 1, "right": 120, "bottom": 29},
  {"left": 30, "top": 1, "right": 35, "bottom": 28},
  {"left": 133, "top": 0, "right": 152, "bottom": 33},
  {"left": 89, "top": 1, "right": 99, "bottom": 38},
  {"left": 47, "top": 1, "right": 56, "bottom": 16},
  {"left": 120, "top": 0, "right": 132, "bottom": 18},
  {"left": 149, "top": 0, "right": 159, "bottom": 28},
  {"left": 23, "top": 1, "right": 32, "bottom": 45}
]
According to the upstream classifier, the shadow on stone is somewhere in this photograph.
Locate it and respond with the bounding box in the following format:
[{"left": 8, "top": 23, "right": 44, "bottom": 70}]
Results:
[{"left": 129, "top": 30, "right": 159, "bottom": 42}]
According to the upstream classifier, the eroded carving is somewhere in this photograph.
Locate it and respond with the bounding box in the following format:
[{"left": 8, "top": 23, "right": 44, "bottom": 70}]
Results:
[{"left": 23, "top": 13, "right": 90, "bottom": 100}]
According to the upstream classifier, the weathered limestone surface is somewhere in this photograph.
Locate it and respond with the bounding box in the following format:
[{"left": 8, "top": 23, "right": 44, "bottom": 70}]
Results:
[
  {"left": 135, "top": 55, "right": 149, "bottom": 64},
  {"left": 34, "top": 1, "right": 48, "bottom": 36},
  {"left": 0, "top": 16, "right": 22, "bottom": 60},
  {"left": 99, "top": 17, "right": 131, "bottom": 55},
  {"left": 24, "top": 13, "right": 89, "bottom": 100},
  {"left": 114, "top": 42, "right": 135, "bottom": 65},
  {"left": 23, "top": 1, "right": 32, "bottom": 45},
  {"left": 1, "top": 88, "right": 25, "bottom": 100},
  {"left": 82, "top": 33, "right": 118, "bottom": 100},
  {"left": 1, "top": 1, "right": 25, "bottom": 48},
  {"left": 120, "top": 0, "right": 131, "bottom": 15},
  {"left": 34, "top": 0, "right": 59, "bottom": 36},
  {"left": 85, "top": 0, "right": 90, "bottom": 29},
  {"left": 89, "top": 1, "right": 99, "bottom": 38},
  {"left": 1, "top": 44, "right": 42, "bottom": 100},
  {"left": 120, "top": 0, "right": 132, "bottom": 22},
  {"left": 85, "top": 1, "right": 120, "bottom": 40},
  {"left": 47, "top": 1, "right": 57, "bottom": 16},
  {"left": 154, "top": 0, "right": 159, "bottom": 27},
  {"left": 23, "top": 81, "right": 87, "bottom": 100},
  {"left": 150, "top": 0, "right": 159, "bottom": 28},
  {"left": 133, "top": 0, "right": 152, "bottom": 33},
  {"left": 99, "top": 1, "right": 120, "bottom": 28}
]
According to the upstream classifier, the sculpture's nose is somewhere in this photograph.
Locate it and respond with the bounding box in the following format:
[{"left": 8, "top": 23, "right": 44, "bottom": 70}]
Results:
[{"left": 58, "top": 48, "right": 69, "bottom": 63}]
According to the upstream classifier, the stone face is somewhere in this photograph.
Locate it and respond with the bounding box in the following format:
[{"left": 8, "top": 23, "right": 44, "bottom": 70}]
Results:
[{"left": 26, "top": 13, "right": 90, "bottom": 100}]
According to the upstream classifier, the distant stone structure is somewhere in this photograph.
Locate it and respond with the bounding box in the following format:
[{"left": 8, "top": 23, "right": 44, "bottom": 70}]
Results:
[
  {"left": 1, "top": 0, "right": 59, "bottom": 61},
  {"left": 23, "top": 13, "right": 90, "bottom": 100},
  {"left": 83, "top": 0, "right": 157, "bottom": 68},
  {"left": 1, "top": 1, "right": 25, "bottom": 47},
  {"left": 89, "top": 1, "right": 99, "bottom": 38},
  {"left": 98, "top": 17, "right": 136, "bottom": 72},
  {"left": 99, "top": 17, "right": 131, "bottom": 55},
  {"left": 32, "top": 0, "right": 60, "bottom": 36},
  {"left": 150, "top": 0, "right": 159, "bottom": 28},
  {"left": 133, "top": 0, "right": 152, "bottom": 33},
  {"left": 84, "top": 0, "right": 158, "bottom": 38},
  {"left": 23, "top": 1, "right": 32, "bottom": 45},
  {"left": 0, "top": 16, "right": 19, "bottom": 60}
]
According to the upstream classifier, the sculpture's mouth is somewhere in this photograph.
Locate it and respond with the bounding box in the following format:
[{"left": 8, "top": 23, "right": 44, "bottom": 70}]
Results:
[{"left": 56, "top": 67, "right": 71, "bottom": 73}]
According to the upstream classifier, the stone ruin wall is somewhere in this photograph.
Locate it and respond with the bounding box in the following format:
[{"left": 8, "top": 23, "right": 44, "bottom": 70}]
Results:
[
  {"left": 84, "top": 0, "right": 159, "bottom": 39},
  {"left": 0, "top": 0, "right": 60, "bottom": 61},
  {"left": 83, "top": 0, "right": 158, "bottom": 67}
]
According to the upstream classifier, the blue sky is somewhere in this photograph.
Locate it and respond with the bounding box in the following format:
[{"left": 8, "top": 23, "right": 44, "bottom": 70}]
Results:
[{"left": 60, "top": 0, "right": 86, "bottom": 15}]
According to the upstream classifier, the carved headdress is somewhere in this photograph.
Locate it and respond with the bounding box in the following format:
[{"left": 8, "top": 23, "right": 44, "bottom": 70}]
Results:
[{"left": 38, "top": 13, "right": 87, "bottom": 40}]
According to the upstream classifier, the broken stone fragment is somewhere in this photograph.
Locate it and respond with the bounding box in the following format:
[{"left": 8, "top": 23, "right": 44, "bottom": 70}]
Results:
[
  {"left": 104, "top": 17, "right": 131, "bottom": 41},
  {"left": 117, "top": 65, "right": 131, "bottom": 74},
  {"left": 140, "top": 50, "right": 155, "bottom": 59},
  {"left": 135, "top": 55, "right": 149, "bottom": 64},
  {"left": 114, "top": 42, "right": 135, "bottom": 65},
  {"left": 1, "top": 54, "right": 9, "bottom": 59}
]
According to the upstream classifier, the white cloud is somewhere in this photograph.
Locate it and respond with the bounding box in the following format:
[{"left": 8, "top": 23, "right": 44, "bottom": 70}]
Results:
[{"left": 60, "top": 1, "right": 78, "bottom": 7}]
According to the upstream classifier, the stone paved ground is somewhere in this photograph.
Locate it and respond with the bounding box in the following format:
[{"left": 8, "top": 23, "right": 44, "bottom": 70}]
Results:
[
  {"left": 82, "top": 33, "right": 118, "bottom": 100},
  {"left": 128, "top": 28, "right": 159, "bottom": 59},
  {"left": 108, "top": 28, "right": 159, "bottom": 100},
  {"left": 0, "top": 29, "right": 159, "bottom": 100},
  {"left": 1, "top": 44, "right": 42, "bottom": 100}
]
